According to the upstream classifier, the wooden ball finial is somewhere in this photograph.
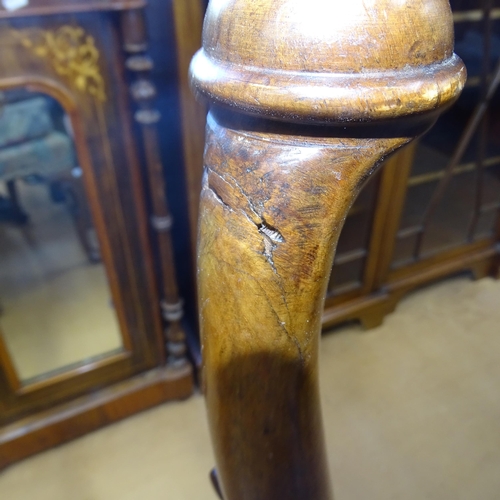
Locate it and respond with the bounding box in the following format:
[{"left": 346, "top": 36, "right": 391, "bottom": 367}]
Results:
[{"left": 191, "top": 0, "right": 466, "bottom": 123}]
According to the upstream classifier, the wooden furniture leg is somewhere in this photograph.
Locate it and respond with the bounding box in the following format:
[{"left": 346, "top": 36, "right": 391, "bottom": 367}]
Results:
[{"left": 190, "top": 1, "right": 466, "bottom": 498}]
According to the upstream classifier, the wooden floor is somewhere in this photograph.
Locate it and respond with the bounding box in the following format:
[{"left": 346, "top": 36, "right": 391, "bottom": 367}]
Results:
[{"left": 1, "top": 274, "right": 499, "bottom": 499}]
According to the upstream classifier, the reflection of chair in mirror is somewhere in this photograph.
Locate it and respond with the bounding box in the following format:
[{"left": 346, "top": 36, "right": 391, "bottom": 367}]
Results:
[{"left": 0, "top": 90, "right": 99, "bottom": 263}]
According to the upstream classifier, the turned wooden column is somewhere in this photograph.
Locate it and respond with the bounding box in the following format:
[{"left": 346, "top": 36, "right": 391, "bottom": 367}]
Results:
[
  {"left": 121, "top": 9, "right": 189, "bottom": 368},
  {"left": 190, "top": 1, "right": 466, "bottom": 499}
]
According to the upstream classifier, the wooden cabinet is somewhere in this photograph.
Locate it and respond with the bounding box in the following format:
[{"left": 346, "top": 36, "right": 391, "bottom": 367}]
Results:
[
  {"left": 175, "top": 0, "right": 500, "bottom": 339},
  {"left": 0, "top": 0, "right": 193, "bottom": 469},
  {"left": 322, "top": 0, "right": 500, "bottom": 329}
]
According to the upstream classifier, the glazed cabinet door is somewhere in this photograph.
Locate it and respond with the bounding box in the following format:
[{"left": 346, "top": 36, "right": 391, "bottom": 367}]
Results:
[
  {"left": 0, "top": 11, "right": 164, "bottom": 425},
  {"left": 322, "top": 0, "right": 500, "bottom": 329},
  {"left": 380, "top": 1, "right": 500, "bottom": 283}
]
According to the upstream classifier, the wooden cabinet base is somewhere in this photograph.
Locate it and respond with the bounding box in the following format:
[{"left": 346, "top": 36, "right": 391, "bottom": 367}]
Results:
[
  {"left": 0, "top": 364, "right": 193, "bottom": 470},
  {"left": 323, "top": 243, "right": 499, "bottom": 331}
]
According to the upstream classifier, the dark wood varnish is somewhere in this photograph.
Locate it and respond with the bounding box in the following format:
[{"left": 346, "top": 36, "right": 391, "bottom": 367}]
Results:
[
  {"left": 121, "top": 8, "right": 190, "bottom": 369},
  {"left": 0, "top": 1, "right": 193, "bottom": 468},
  {"left": 177, "top": 1, "right": 500, "bottom": 335},
  {"left": 171, "top": 0, "right": 206, "bottom": 266},
  {"left": 190, "top": 0, "right": 465, "bottom": 498},
  {"left": 323, "top": 1, "right": 500, "bottom": 327},
  {"left": 0, "top": 364, "right": 192, "bottom": 470}
]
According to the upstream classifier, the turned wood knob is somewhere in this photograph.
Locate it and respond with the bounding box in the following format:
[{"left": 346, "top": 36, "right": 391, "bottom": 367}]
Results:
[
  {"left": 190, "top": 1, "right": 465, "bottom": 499},
  {"left": 192, "top": 0, "right": 465, "bottom": 124}
]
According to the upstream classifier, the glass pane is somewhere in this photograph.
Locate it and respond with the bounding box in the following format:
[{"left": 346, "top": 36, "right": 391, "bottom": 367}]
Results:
[
  {"left": 327, "top": 258, "right": 365, "bottom": 296},
  {"left": 327, "top": 172, "right": 379, "bottom": 296},
  {"left": 482, "top": 163, "right": 500, "bottom": 207},
  {"left": 421, "top": 171, "right": 476, "bottom": 256},
  {"left": 398, "top": 181, "right": 437, "bottom": 230},
  {"left": 390, "top": 13, "right": 500, "bottom": 268},
  {"left": 0, "top": 88, "right": 122, "bottom": 384},
  {"left": 391, "top": 234, "right": 418, "bottom": 269},
  {"left": 473, "top": 210, "right": 497, "bottom": 240},
  {"left": 486, "top": 78, "right": 500, "bottom": 159},
  {"left": 473, "top": 163, "right": 500, "bottom": 241},
  {"left": 410, "top": 92, "right": 479, "bottom": 180},
  {"left": 336, "top": 171, "right": 379, "bottom": 255},
  {"left": 336, "top": 210, "right": 373, "bottom": 255}
]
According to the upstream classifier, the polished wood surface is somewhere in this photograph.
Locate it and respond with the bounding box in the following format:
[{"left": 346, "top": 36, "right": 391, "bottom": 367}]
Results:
[
  {"left": 0, "top": 1, "right": 194, "bottom": 467},
  {"left": 191, "top": 0, "right": 465, "bottom": 498},
  {"left": 172, "top": 0, "right": 207, "bottom": 266},
  {"left": 0, "top": 14, "right": 164, "bottom": 424},
  {"left": 121, "top": 7, "right": 190, "bottom": 368},
  {"left": 323, "top": 1, "right": 500, "bottom": 327},
  {"left": 176, "top": 2, "right": 500, "bottom": 337},
  {"left": 0, "top": 363, "right": 192, "bottom": 469}
]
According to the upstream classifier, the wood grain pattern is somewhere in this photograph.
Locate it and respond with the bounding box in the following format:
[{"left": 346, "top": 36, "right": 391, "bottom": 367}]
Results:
[
  {"left": 198, "top": 116, "right": 407, "bottom": 500},
  {"left": 0, "top": 3, "right": 194, "bottom": 465},
  {"left": 190, "top": 0, "right": 466, "bottom": 498},
  {"left": 0, "top": 364, "right": 192, "bottom": 470},
  {"left": 171, "top": 0, "right": 207, "bottom": 264},
  {"left": 0, "top": 15, "right": 166, "bottom": 424},
  {"left": 192, "top": 0, "right": 464, "bottom": 124}
]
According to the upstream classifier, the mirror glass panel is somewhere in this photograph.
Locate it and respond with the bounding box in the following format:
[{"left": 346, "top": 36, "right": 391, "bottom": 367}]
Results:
[{"left": 0, "top": 88, "right": 122, "bottom": 384}]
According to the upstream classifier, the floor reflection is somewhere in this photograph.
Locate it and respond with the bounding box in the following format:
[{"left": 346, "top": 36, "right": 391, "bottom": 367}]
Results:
[{"left": 0, "top": 155, "right": 121, "bottom": 383}]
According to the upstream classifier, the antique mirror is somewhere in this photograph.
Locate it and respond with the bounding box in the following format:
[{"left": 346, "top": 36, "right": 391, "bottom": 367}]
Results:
[
  {"left": 0, "top": 87, "right": 123, "bottom": 385},
  {"left": 0, "top": 3, "right": 193, "bottom": 469},
  {"left": 0, "top": 15, "right": 169, "bottom": 427}
]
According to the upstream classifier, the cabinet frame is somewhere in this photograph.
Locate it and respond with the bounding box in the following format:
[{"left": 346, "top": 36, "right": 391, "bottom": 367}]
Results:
[{"left": 0, "top": 0, "right": 193, "bottom": 469}]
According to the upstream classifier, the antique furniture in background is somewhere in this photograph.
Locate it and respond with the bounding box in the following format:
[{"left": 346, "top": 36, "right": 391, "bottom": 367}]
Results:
[
  {"left": 172, "top": 0, "right": 206, "bottom": 272},
  {"left": 323, "top": 0, "right": 500, "bottom": 329},
  {"left": 0, "top": 90, "right": 99, "bottom": 260},
  {"left": 0, "top": 0, "right": 192, "bottom": 469},
  {"left": 191, "top": 0, "right": 465, "bottom": 498},
  {"left": 177, "top": 0, "right": 500, "bottom": 345}
]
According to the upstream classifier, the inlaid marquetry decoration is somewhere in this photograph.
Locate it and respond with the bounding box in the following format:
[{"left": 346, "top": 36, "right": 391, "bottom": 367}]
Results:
[{"left": 12, "top": 26, "right": 107, "bottom": 102}]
